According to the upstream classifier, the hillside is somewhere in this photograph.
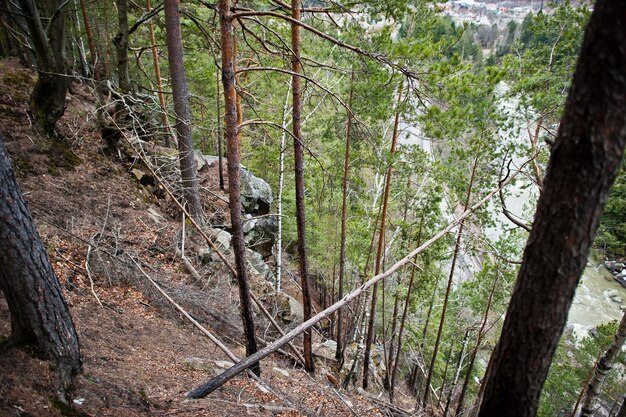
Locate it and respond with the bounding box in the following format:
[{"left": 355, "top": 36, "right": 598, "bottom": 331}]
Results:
[{"left": 0, "top": 59, "right": 412, "bottom": 417}]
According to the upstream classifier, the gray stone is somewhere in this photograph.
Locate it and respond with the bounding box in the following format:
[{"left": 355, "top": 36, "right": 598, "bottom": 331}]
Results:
[
  {"left": 246, "top": 248, "right": 273, "bottom": 281},
  {"left": 194, "top": 150, "right": 209, "bottom": 173},
  {"left": 609, "top": 294, "right": 623, "bottom": 304},
  {"left": 240, "top": 168, "right": 272, "bottom": 215},
  {"left": 604, "top": 261, "right": 625, "bottom": 274},
  {"left": 614, "top": 272, "right": 626, "bottom": 288},
  {"left": 244, "top": 215, "right": 278, "bottom": 258},
  {"left": 198, "top": 228, "right": 232, "bottom": 264}
]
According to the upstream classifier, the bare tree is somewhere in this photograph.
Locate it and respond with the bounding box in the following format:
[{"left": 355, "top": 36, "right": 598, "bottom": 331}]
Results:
[
  {"left": 291, "top": 0, "right": 314, "bottom": 373},
  {"left": 163, "top": 0, "right": 204, "bottom": 224},
  {"left": 218, "top": 0, "right": 260, "bottom": 375},
  {"left": 478, "top": 1, "right": 626, "bottom": 415},
  {"left": 0, "top": 134, "right": 82, "bottom": 392}
]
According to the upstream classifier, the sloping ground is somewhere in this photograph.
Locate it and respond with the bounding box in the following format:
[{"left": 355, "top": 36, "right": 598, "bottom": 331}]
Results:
[{"left": 0, "top": 59, "right": 414, "bottom": 417}]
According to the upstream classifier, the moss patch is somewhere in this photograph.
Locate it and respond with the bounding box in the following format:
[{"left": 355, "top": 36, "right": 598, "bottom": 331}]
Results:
[{"left": 46, "top": 139, "right": 81, "bottom": 175}]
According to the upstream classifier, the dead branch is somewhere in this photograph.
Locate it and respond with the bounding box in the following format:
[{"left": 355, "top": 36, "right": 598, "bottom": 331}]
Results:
[
  {"left": 186, "top": 162, "right": 527, "bottom": 398},
  {"left": 127, "top": 255, "right": 299, "bottom": 411}
]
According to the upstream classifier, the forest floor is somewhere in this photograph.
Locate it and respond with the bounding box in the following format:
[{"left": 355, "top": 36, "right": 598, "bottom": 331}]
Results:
[{"left": 0, "top": 59, "right": 417, "bottom": 416}]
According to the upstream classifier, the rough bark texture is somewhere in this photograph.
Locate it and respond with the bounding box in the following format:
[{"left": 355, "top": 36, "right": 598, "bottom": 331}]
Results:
[
  {"left": 18, "top": 0, "right": 68, "bottom": 135},
  {"left": 163, "top": 0, "right": 204, "bottom": 224},
  {"left": 478, "top": 2, "right": 626, "bottom": 416},
  {"left": 218, "top": 0, "right": 260, "bottom": 375},
  {"left": 0, "top": 135, "right": 82, "bottom": 389},
  {"left": 291, "top": 0, "right": 314, "bottom": 373},
  {"left": 114, "top": 0, "right": 131, "bottom": 93},
  {"left": 580, "top": 312, "right": 626, "bottom": 417}
]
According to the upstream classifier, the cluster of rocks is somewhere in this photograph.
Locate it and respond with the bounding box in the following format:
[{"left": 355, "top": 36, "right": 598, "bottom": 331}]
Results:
[{"left": 604, "top": 261, "right": 626, "bottom": 288}]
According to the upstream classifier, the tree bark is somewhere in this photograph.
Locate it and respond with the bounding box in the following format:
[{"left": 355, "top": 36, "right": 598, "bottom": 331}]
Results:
[
  {"left": 114, "top": 0, "right": 131, "bottom": 93},
  {"left": 291, "top": 0, "right": 314, "bottom": 373},
  {"left": 580, "top": 312, "right": 626, "bottom": 417},
  {"left": 217, "top": 0, "right": 259, "bottom": 375},
  {"left": 478, "top": 2, "right": 626, "bottom": 416},
  {"left": 0, "top": 135, "right": 81, "bottom": 390},
  {"left": 163, "top": 0, "right": 204, "bottom": 224},
  {"left": 18, "top": 0, "right": 68, "bottom": 136}
]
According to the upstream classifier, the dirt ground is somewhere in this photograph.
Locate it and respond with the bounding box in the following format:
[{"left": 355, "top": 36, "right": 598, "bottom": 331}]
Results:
[{"left": 0, "top": 58, "right": 418, "bottom": 417}]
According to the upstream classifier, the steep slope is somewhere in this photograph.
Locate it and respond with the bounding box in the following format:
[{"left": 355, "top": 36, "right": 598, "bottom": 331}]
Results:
[{"left": 0, "top": 58, "right": 412, "bottom": 417}]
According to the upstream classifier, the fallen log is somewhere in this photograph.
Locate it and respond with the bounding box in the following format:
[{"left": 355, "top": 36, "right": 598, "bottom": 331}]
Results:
[{"left": 187, "top": 167, "right": 521, "bottom": 398}]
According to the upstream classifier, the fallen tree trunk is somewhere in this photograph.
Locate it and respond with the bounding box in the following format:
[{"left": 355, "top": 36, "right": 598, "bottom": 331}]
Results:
[{"left": 187, "top": 167, "right": 522, "bottom": 398}]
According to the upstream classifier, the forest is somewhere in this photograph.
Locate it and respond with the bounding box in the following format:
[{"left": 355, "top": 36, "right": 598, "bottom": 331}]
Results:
[{"left": 0, "top": 0, "right": 625, "bottom": 416}]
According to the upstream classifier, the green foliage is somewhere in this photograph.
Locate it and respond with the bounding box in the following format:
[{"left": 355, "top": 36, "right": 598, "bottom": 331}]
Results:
[{"left": 596, "top": 163, "right": 626, "bottom": 258}]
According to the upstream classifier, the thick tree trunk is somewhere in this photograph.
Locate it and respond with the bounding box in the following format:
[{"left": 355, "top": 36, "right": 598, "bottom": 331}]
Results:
[
  {"left": 424, "top": 157, "right": 478, "bottom": 407},
  {"left": 363, "top": 88, "right": 402, "bottom": 389},
  {"left": 0, "top": 135, "right": 81, "bottom": 390},
  {"left": 163, "top": 0, "right": 204, "bottom": 224},
  {"left": 18, "top": 0, "right": 68, "bottom": 136},
  {"left": 478, "top": 2, "right": 626, "bottom": 416},
  {"left": 291, "top": 0, "right": 314, "bottom": 373},
  {"left": 580, "top": 312, "right": 626, "bottom": 417},
  {"left": 114, "top": 0, "right": 131, "bottom": 93},
  {"left": 217, "top": 0, "right": 259, "bottom": 375}
]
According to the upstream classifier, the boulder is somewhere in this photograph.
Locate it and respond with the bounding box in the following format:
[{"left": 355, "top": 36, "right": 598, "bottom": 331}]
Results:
[
  {"left": 246, "top": 248, "right": 273, "bottom": 281},
  {"left": 614, "top": 272, "right": 626, "bottom": 288},
  {"left": 244, "top": 214, "right": 278, "bottom": 258},
  {"left": 198, "top": 228, "right": 232, "bottom": 264},
  {"left": 194, "top": 149, "right": 209, "bottom": 173},
  {"left": 240, "top": 168, "right": 272, "bottom": 215},
  {"left": 604, "top": 261, "right": 625, "bottom": 274}
]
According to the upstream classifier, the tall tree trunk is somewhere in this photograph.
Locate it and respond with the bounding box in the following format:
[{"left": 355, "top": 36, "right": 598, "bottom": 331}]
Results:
[
  {"left": 275, "top": 85, "right": 290, "bottom": 291},
  {"left": 147, "top": 0, "right": 173, "bottom": 147},
  {"left": 445, "top": 329, "right": 469, "bottom": 417},
  {"left": 216, "top": 69, "right": 224, "bottom": 190},
  {"left": 70, "top": 0, "right": 89, "bottom": 78},
  {"left": 580, "top": 313, "right": 626, "bottom": 417},
  {"left": 390, "top": 216, "right": 424, "bottom": 400},
  {"left": 291, "top": 0, "right": 314, "bottom": 373},
  {"left": 335, "top": 70, "right": 355, "bottom": 364},
  {"left": 456, "top": 271, "right": 500, "bottom": 417},
  {"left": 18, "top": 0, "right": 68, "bottom": 136},
  {"left": 424, "top": 157, "right": 478, "bottom": 407},
  {"left": 363, "top": 88, "right": 402, "bottom": 389},
  {"left": 478, "top": 2, "right": 626, "bottom": 416},
  {"left": 0, "top": 135, "right": 81, "bottom": 391},
  {"left": 114, "top": 0, "right": 131, "bottom": 93},
  {"left": 163, "top": 0, "right": 204, "bottom": 224},
  {"left": 217, "top": 0, "right": 260, "bottom": 375}
]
